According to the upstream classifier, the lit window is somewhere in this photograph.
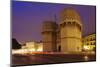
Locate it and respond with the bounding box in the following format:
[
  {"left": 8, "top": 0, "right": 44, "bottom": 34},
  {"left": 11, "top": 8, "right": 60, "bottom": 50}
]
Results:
[{"left": 68, "top": 21, "right": 71, "bottom": 24}]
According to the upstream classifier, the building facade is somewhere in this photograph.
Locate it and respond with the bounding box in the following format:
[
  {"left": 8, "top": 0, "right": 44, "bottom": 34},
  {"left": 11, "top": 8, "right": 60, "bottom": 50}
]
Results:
[
  {"left": 22, "top": 41, "right": 43, "bottom": 52},
  {"left": 82, "top": 34, "right": 96, "bottom": 51}
]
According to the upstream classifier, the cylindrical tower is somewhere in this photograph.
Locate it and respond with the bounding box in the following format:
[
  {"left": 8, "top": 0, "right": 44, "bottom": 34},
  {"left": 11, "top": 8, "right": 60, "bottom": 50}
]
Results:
[
  {"left": 60, "top": 8, "right": 82, "bottom": 52},
  {"left": 42, "top": 21, "right": 58, "bottom": 52}
]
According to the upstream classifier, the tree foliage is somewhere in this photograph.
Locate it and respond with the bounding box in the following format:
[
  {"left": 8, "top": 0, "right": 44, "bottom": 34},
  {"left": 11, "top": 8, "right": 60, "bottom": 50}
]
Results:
[{"left": 12, "top": 38, "right": 21, "bottom": 49}]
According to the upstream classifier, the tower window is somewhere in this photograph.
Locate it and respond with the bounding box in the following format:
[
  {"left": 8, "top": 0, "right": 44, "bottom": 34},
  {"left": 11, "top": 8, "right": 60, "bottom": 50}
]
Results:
[
  {"left": 73, "top": 21, "right": 76, "bottom": 24},
  {"left": 63, "top": 22, "right": 66, "bottom": 26},
  {"left": 67, "top": 21, "right": 71, "bottom": 24},
  {"left": 91, "top": 42, "right": 92, "bottom": 45},
  {"left": 90, "top": 38, "right": 92, "bottom": 41}
]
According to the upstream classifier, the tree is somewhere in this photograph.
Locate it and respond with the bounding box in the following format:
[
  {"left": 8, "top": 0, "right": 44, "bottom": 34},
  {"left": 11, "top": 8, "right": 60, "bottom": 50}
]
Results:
[{"left": 12, "top": 38, "right": 21, "bottom": 49}]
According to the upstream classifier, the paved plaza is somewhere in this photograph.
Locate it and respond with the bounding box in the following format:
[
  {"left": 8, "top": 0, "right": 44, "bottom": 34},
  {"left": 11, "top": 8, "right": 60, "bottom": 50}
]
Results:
[{"left": 12, "top": 53, "right": 96, "bottom": 66}]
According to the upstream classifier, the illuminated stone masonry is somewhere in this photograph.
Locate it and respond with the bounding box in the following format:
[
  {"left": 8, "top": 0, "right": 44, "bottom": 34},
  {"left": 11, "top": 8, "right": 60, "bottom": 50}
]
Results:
[
  {"left": 42, "top": 21, "right": 58, "bottom": 52},
  {"left": 60, "top": 8, "right": 82, "bottom": 52},
  {"left": 82, "top": 34, "right": 96, "bottom": 51},
  {"left": 22, "top": 41, "right": 43, "bottom": 52},
  {"left": 42, "top": 8, "right": 83, "bottom": 52}
]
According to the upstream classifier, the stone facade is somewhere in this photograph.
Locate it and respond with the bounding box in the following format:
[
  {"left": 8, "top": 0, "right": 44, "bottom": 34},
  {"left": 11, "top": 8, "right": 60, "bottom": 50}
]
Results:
[
  {"left": 22, "top": 41, "right": 43, "bottom": 52},
  {"left": 42, "top": 21, "right": 58, "bottom": 52},
  {"left": 82, "top": 34, "right": 96, "bottom": 51},
  {"left": 60, "top": 8, "right": 82, "bottom": 52}
]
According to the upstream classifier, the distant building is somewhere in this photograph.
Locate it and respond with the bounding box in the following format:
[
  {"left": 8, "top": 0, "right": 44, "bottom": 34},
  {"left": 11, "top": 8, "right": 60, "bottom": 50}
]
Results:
[
  {"left": 82, "top": 34, "right": 96, "bottom": 51},
  {"left": 22, "top": 41, "right": 43, "bottom": 52}
]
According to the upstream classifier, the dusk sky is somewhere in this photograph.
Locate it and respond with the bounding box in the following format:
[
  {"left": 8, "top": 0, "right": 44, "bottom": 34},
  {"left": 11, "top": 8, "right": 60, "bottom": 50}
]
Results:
[{"left": 12, "top": 1, "right": 96, "bottom": 44}]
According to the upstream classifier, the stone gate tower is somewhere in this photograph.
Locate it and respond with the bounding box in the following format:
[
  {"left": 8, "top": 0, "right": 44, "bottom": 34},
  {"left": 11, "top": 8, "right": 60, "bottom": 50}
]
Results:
[
  {"left": 60, "top": 8, "right": 82, "bottom": 52},
  {"left": 42, "top": 21, "right": 57, "bottom": 52}
]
